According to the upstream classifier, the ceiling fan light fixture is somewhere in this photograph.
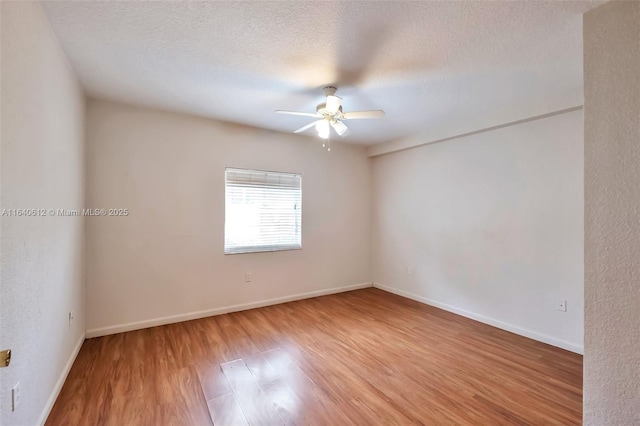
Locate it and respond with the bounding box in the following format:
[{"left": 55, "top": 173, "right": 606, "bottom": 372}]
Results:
[
  {"left": 315, "top": 119, "right": 330, "bottom": 139},
  {"left": 325, "top": 95, "right": 342, "bottom": 114},
  {"left": 330, "top": 120, "right": 349, "bottom": 136}
]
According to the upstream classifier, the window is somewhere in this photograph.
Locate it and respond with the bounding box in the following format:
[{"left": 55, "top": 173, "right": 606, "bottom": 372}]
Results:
[{"left": 225, "top": 168, "right": 302, "bottom": 254}]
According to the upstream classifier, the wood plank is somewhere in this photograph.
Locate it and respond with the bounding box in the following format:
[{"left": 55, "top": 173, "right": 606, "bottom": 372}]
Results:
[
  {"left": 220, "top": 359, "right": 284, "bottom": 425},
  {"left": 156, "top": 367, "right": 213, "bottom": 426},
  {"left": 197, "top": 361, "right": 232, "bottom": 401},
  {"left": 105, "top": 396, "right": 158, "bottom": 426},
  {"left": 243, "top": 352, "right": 304, "bottom": 425},
  {"left": 207, "top": 394, "right": 249, "bottom": 426}
]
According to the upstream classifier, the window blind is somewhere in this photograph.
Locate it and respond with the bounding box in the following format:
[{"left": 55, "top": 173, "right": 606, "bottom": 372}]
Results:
[{"left": 224, "top": 168, "right": 302, "bottom": 254}]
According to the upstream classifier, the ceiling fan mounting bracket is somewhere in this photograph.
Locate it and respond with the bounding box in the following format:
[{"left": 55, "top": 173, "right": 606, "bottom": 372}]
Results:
[{"left": 323, "top": 86, "right": 337, "bottom": 97}]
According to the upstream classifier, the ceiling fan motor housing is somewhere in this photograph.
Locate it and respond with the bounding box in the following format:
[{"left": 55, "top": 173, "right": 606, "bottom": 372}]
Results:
[{"left": 316, "top": 102, "right": 343, "bottom": 119}]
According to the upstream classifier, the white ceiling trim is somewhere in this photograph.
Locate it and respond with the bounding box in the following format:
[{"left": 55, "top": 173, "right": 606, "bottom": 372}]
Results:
[
  {"left": 369, "top": 83, "right": 584, "bottom": 156},
  {"left": 369, "top": 105, "right": 583, "bottom": 157}
]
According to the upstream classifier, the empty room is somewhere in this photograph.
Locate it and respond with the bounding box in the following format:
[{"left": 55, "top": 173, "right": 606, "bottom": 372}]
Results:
[{"left": 1, "top": 1, "right": 638, "bottom": 425}]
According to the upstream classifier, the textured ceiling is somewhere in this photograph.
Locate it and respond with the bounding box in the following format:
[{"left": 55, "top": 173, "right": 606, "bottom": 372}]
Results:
[{"left": 41, "top": 1, "right": 601, "bottom": 145}]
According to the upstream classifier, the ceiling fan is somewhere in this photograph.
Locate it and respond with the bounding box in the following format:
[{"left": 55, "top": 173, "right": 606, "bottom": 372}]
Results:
[{"left": 276, "top": 86, "right": 384, "bottom": 140}]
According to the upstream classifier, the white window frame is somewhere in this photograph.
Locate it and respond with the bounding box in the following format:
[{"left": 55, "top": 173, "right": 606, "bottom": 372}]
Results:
[{"left": 224, "top": 167, "right": 302, "bottom": 255}]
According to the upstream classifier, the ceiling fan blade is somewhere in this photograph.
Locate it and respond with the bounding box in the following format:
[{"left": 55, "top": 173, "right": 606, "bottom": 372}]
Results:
[
  {"left": 293, "top": 120, "right": 321, "bottom": 133},
  {"left": 330, "top": 120, "right": 350, "bottom": 137},
  {"left": 342, "top": 110, "right": 385, "bottom": 120},
  {"left": 325, "top": 95, "right": 342, "bottom": 114},
  {"left": 276, "top": 110, "right": 320, "bottom": 118}
]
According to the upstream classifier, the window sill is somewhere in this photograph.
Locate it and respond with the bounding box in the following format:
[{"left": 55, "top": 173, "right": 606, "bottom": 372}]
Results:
[{"left": 224, "top": 245, "right": 302, "bottom": 255}]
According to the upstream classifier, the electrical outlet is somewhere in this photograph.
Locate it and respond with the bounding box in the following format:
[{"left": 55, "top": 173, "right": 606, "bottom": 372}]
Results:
[
  {"left": 557, "top": 299, "right": 567, "bottom": 312},
  {"left": 68, "top": 311, "right": 74, "bottom": 327},
  {"left": 12, "top": 382, "right": 20, "bottom": 412},
  {"left": 245, "top": 272, "right": 253, "bottom": 282},
  {"left": 407, "top": 266, "right": 414, "bottom": 275}
]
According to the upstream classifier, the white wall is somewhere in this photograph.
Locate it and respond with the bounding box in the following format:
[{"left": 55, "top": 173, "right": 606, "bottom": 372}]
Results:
[
  {"left": 0, "top": 2, "right": 86, "bottom": 425},
  {"left": 584, "top": 1, "right": 640, "bottom": 424},
  {"left": 85, "top": 99, "right": 371, "bottom": 335},
  {"left": 371, "top": 109, "right": 584, "bottom": 353}
]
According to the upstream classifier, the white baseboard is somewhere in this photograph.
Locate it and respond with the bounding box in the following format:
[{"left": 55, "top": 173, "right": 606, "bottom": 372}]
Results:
[
  {"left": 373, "top": 283, "right": 583, "bottom": 354},
  {"left": 86, "top": 282, "right": 373, "bottom": 338},
  {"left": 38, "top": 332, "right": 85, "bottom": 425}
]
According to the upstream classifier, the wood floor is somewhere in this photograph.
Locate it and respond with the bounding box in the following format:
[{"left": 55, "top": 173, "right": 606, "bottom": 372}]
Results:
[{"left": 46, "top": 288, "right": 583, "bottom": 425}]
